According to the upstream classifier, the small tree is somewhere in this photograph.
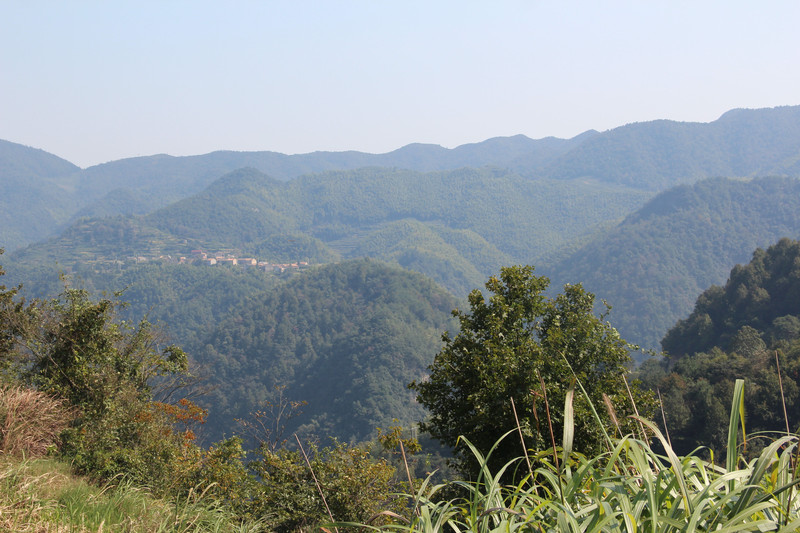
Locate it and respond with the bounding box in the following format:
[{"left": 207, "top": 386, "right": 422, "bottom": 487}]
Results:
[
  {"left": 20, "top": 286, "right": 197, "bottom": 491},
  {"left": 410, "top": 265, "right": 655, "bottom": 479}
]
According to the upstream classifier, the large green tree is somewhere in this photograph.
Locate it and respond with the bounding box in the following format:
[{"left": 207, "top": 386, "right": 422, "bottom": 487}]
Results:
[{"left": 410, "top": 265, "right": 655, "bottom": 479}]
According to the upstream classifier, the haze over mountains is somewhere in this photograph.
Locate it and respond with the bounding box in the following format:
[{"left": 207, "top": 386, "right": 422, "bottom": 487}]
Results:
[
  {"left": 4, "top": 105, "right": 800, "bottom": 252},
  {"left": 3, "top": 105, "right": 800, "bottom": 441}
]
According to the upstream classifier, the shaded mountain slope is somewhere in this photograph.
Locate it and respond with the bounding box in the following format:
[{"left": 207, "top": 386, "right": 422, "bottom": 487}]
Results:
[
  {"left": 192, "top": 259, "right": 458, "bottom": 443},
  {"left": 0, "top": 140, "right": 81, "bottom": 250},
  {"left": 546, "top": 176, "right": 800, "bottom": 352}
]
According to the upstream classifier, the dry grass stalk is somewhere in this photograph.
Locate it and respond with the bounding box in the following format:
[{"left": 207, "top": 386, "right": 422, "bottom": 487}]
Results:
[
  {"left": 602, "top": 393, "right": 620, "bottom": 437},
  {"left": 0, "top": 385, "right": 75, "bottom": 457}
]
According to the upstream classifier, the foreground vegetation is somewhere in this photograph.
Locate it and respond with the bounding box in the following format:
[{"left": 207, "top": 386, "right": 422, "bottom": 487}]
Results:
[
  {"left": 351, "top": 379, "right": 800, "bottom": 532},
  {"left": 0, "top": 457, "right": 265, "bottom": 532},
  {"left": 4, "top": 241, "right": 800, "bottom": 531}
]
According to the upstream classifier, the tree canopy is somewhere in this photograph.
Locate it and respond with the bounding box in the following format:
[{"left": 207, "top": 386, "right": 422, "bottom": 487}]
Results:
[
  {"left": 639, "top": 238, "right": 800, "bottom": 457},
  {"left": 410, "top": 265, "right": 655, "bottom": 479}
]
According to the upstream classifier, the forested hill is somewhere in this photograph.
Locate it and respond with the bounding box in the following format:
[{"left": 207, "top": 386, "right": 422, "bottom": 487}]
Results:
[
  {"left": 639, "top": 238, "right": 800, "bottom": 456},
  {"left": 0, "top": 140, "right": 81, "bottom": 250},
  {"left": 3, "top": 105, "right": 800, "bottom": 253},
  {"left": 191, "top": 258, "right": 458, "bottom": 443},
  {"left": 546, "top": 176, "right": 800, "bottom": 352},
  {"left": 71, "top": 134, "right": 581, "bottom": 219},
  {"left": 662, "top": 237, "right": 800, "bottom": 357},
  {"left": 147, "top": 166, "right": 647, "bottom": 264},
  {"left": 540, "top": 106, "right": 800, "bottom": 189},
  {"left": 11, "top": 166, "right": 649, "bottom": 297}
]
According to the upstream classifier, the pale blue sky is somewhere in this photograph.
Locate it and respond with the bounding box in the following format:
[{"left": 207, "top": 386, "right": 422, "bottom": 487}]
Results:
[{"left": 2, "top": 1, "right": 799, "bottom": 168}]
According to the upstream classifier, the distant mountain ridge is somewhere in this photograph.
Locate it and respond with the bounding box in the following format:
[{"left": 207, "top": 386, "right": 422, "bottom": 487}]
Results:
[
  {"left": 0, "top": 140, "right": 81, "bottom": 251},
  {"left": 3, "top": 105, "right": 800, "bottom": 251},
  {"left": 540, "top": 106, "right": 800, "bottom": 188}
]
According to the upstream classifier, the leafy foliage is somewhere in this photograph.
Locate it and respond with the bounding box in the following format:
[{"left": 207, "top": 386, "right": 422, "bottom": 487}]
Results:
[
  {"left": 14, "top": 288, "right": 196, "bottom": 488},
  {"left": 0, "top": 256, "right": 423, "bottom": 531},
  {"left": 410, "top": 265, "right": 656, "bottom": 480},
  {"left": 639, "top": 238, "right": 800, "bottom": 456},
  {"left": 356, "top": 380, "right": 800, "bottom": 533},
  {"left": 248, "top": 440, "right": 402, "bottom": 532}
]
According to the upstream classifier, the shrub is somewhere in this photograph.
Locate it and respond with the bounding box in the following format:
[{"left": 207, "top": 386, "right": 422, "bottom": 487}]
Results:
[{"left": 248, "top": 439, "right": 403, "bottom": 532}]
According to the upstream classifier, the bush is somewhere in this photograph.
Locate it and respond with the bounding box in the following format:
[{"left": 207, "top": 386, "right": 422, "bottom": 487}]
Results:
[{"left": 248, "top": 440, "right": 402, "bottom": 532}]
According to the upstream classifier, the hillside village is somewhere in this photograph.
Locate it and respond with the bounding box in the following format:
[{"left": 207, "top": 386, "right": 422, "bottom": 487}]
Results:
[
  {"left": 81, "top": 249, "right": 311, "bottom": 273},
  {"left": 127, "top": 250, "right": 310, "bottom": 271}
]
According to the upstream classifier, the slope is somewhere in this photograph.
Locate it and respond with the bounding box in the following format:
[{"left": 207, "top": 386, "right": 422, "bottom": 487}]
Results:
[
  {"left": 542, "top": 106, "right": 800, "bottom": 189},
  {"left": 139, "top": 166, "right": 651, "bottom": 295},
  {"left": 6, "top": 165, "right": 651, "bottom": 297},
  {"left": 5, "top": 105, "right": 800, "bottom": 252},
  {"left": 638, "top": 238, "right": 800, "bottom": 456},
  {"left": 192, "top": 258, "right": 459, "bottom": 443},
  {"left": 546, "top": 176, "right": 800, "bottom": 352},
  {"left": 662, "top": 237, "right": 800, "bottom": 357},
  {"left": 0, "top": 140, "right": 81, "bottom": 251}
]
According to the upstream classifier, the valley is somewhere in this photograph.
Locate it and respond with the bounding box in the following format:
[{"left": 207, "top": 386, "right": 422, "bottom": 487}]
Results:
[{"left": 3, "top": 105, "right": 800, "bottom": 445}]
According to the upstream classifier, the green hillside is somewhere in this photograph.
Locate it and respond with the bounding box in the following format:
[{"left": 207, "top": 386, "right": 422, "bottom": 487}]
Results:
[
  {"left": 191, "top": 259, "right": 458, "bottom": 443},
  {"left": 148, "top": 166, "right": 650, "bottom": 293},
  {"left": 2, "top": 256, "right": 458, "bottom": 444},
  {"left": 542, "top": 106, "right": 800, "bottom": 189},
  {"left": 639, "top": 238, "right": 800, "bottom": 456},
  {"left": 11, "top": 166, "right": 648, "bottom": 297},
  {"left": 0, "top": 140, "right": 80, "bottom": 250},
  {"left": 662, "top": 237, "right": 800, "bottom": 357},
  {"left": 547, "top": 176, "right": 800, "bottom": 352},
  {"left": 4, "top": 105, "right": 800, "bottom": 254}
]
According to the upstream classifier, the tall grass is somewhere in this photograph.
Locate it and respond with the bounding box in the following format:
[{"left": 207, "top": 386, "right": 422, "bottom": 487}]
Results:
[
  {"left": 0, "top": 385, "right": 74, "bottom": 456},
  {"left": 349, "top": 379, "right": 800, "bottom": 532},
  {"left": 0, "top": 457, "right": 267, "bottom": 532}
]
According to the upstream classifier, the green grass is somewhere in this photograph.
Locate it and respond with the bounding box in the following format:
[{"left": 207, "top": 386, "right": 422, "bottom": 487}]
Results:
[{"left": 0, "top": 457, "right": 266, "bottom": 532}]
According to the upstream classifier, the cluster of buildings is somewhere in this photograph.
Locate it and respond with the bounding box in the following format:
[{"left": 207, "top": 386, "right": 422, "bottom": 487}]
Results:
[
  {"left": 122, "top": 250, "right": 309, "bottom": 273},
  {"left": 186, "top": 250, "right": 309, "bottom": 272}
]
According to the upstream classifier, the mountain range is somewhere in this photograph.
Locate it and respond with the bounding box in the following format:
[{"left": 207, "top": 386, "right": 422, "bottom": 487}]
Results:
[
  {"left": 3, "top": 105, "right": 800, "bottom": 441},
  {"left": 4, "top": 105, "right": 800, "bottom": 251}
]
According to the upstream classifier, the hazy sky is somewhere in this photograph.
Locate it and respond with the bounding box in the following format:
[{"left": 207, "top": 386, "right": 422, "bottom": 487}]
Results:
[{"left": 2, "top": 1, "right": 799, "bottom": 168}]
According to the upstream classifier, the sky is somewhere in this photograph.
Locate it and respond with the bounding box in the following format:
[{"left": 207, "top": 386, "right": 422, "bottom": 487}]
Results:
[{"left": 2, "top": 1, "right": 799, "bottom": 168}]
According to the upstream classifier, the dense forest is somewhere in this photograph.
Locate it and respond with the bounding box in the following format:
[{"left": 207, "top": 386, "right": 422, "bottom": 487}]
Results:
[
  {"left": 192, "top": 259, "right": 458, "bottom": 443},
  {"left": 549, "top": 176, "right": 800, "bottom": 350},
  {"left": 8, "top": 165, "right": 649, "bottom": 297},
  {"left": 639, "top": 238, "right": 800, "bottom": 456},
  {"left": 4, "top": 238, "right": 800, "bottom": 530}
]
